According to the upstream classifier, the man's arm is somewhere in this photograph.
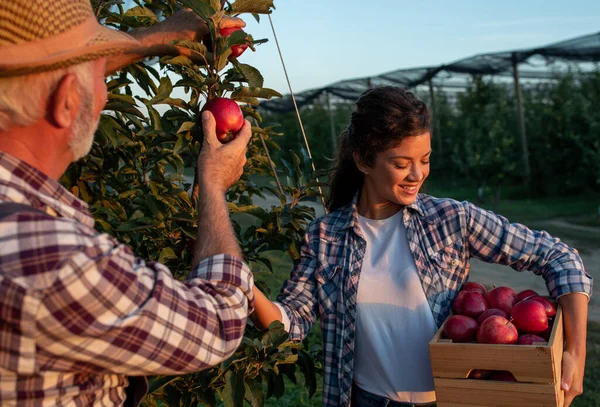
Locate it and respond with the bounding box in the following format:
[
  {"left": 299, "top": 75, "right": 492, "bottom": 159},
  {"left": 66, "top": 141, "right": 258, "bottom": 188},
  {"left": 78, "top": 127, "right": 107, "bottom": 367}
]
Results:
[
  {"left": 104, "top": 10, "right": 247, "bottom": 76},
  {"left": 105, "top": 9, "right": 208, "bottom": 75},
  {"left": 33, "top": 112, "right": 254, "bottom": 375}
]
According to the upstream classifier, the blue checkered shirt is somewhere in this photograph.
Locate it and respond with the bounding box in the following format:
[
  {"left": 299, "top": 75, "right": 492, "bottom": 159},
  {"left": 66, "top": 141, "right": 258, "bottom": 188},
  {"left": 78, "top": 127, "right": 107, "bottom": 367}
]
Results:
[{"left": 275, "top": 194, "right": 592, "bottom": 407}]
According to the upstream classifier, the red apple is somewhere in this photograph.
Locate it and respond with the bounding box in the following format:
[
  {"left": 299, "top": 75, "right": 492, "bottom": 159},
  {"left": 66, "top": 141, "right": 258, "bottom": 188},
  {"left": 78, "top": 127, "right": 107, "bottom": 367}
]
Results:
[
  {"left": 219, "top": 25, "right": 248, "bottom": 58},
  {"left": 517, "top": 334, "right": 547, "bottom": 345},
  {"left": 489, "top": 371, "right": 518, "bottom": 382},
  {"left": 477, "top": 308, "right": 508, "bottom": 325},
  {"left": 443, "top": 315, "right": 479, "bottom": 343},
  {"left": 529, "top": 296, "right": 557, "bottom": 317},
  {"left": 452, "top": 291, "right": 467, "bottom": 314},
  {"left": 202, "top": 98, "right": 244, "bottom": 143},
  {"left": 476, "top": 316, "right": 518, "bottom": 344},
  {"left": 454, "top": 292, "right": 488, "bottom": 319},
  {"left": 540, "top": 324, "right": 553, "bottom": 341},
  {"left": 461, "top": 282, "right": 487, "bottom": 297},
  {"left": 516, "top": 289, "right": 539, "bottom": 302},
  {"left": 486, "top": 286, "right": 517, "bottom": 316},
  {"left": 511, "top": 299, "right": 548, "bottom": 334},
  {"left": 468, "top": 369, "right": 492, "bottom": 380}
]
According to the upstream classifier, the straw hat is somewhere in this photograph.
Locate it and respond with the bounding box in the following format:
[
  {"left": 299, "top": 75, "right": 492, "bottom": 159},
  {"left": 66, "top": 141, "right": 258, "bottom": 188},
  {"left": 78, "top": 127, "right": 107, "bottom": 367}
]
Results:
[{"left": 0, "top": 0, "right": 140, "bottom": 77}]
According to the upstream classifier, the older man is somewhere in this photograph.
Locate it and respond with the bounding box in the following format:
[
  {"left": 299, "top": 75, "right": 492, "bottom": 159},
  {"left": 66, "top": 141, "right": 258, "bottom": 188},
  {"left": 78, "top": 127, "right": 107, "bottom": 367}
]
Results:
[{"left": 0, "top": 0, "right": 254, "bottom": 406}]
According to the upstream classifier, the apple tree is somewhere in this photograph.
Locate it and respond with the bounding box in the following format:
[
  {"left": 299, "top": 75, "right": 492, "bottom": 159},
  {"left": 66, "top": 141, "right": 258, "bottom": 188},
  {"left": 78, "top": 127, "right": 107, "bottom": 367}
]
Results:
[{"left": 61, "top": 0, "right": 323, "bottom": 405}]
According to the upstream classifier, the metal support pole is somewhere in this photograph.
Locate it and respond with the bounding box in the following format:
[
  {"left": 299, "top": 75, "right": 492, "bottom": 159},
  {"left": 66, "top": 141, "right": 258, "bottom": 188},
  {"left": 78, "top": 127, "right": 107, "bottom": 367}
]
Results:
[
  {"left": 511, "top": 52, "right": 531, "bottom": 189},
  {"left": 326, "top": 92, "right": 338, "bottom": 153},
  {"left": 428, "top": 79, "right": 442, "bottom": 158}
]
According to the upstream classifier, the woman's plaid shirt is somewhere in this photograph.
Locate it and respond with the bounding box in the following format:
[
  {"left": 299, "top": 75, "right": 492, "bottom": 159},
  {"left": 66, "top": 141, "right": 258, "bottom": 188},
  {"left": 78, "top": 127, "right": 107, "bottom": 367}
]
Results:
[
  {"left": 275, "top": 194, "right": 592, "bottom": 407},
  {"left": 0, "top": 153, "right": 254, "bottom": 406}
]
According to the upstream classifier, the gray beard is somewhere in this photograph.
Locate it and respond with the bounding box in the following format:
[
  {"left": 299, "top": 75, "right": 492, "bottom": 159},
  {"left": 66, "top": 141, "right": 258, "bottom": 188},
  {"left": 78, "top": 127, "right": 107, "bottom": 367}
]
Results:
[{"left": 69, "top": 87, "right": 99, "bottom": 162}]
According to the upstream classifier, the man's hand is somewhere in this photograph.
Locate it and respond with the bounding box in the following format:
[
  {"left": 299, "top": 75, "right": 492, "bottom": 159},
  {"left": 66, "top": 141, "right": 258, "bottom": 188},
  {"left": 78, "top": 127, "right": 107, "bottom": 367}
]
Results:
[
  {"left": 192, "top": 111, "right": 251, "bottom": 264},
  {"left": 197, "top": 111, "right": 252, "bottom": 195}
]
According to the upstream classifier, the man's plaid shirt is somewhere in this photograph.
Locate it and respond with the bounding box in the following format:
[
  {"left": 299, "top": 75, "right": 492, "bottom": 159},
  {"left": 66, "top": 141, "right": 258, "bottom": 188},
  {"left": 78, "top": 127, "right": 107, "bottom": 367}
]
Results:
[
  {"left": 0, "top": 152, "right": 254, "bottom": 406},
  {"left": 275, "top": 194, "right": 592, "bottom": 407}
]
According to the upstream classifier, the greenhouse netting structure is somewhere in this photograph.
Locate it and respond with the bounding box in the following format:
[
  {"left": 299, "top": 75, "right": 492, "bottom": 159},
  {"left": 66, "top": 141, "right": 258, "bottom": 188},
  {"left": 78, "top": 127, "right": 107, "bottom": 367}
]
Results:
[{"left": 260, "top": 31, "right": 600, "bottom": 187}]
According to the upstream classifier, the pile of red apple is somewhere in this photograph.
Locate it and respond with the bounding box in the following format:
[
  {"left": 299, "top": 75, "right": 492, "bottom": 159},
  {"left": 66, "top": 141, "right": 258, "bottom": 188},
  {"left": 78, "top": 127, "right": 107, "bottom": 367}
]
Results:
[
  {"left": 443, "top": 282, "right": 557, "bottom": 381},
  {"left": 445, "top": 282, "right": 557, "bottom": 345}
]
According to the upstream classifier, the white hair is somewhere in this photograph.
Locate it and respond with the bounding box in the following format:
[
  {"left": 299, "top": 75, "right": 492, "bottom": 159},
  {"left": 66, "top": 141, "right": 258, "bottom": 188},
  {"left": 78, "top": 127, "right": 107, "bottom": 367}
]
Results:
[{"left": 0, "top": 62, "right": 95, "bottom": 132}]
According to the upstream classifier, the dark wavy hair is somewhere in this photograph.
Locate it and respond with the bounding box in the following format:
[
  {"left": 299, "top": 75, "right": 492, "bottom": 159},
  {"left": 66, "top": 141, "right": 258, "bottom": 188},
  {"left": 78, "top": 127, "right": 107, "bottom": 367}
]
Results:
[{"left": 326, "top": 86, "right": 431, "bottom": 212}]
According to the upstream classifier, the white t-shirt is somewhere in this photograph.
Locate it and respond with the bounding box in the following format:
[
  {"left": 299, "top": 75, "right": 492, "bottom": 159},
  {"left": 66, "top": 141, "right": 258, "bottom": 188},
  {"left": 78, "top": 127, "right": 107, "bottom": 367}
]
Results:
[
  {"left": 353, "top": 210, "right": 438, "bottom": 403},
  {"left": 275, "top": 210, "right": 438, "bottom": 403}
]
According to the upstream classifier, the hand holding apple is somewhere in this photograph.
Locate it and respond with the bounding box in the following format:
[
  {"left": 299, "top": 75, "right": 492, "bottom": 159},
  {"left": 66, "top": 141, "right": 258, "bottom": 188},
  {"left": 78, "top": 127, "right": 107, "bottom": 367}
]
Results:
[
  {"left": 196, "top": 110, "right": 251, "bottom": 194},
  {"left": 202, "top": 98, "right": 245, "bottom": 143}
]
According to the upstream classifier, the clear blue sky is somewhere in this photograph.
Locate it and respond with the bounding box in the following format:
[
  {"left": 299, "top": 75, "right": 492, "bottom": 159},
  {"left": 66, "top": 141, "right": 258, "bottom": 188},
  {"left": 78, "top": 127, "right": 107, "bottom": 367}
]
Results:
[{"left": 239, "top": 0, "right": 600, "bottom": 94}]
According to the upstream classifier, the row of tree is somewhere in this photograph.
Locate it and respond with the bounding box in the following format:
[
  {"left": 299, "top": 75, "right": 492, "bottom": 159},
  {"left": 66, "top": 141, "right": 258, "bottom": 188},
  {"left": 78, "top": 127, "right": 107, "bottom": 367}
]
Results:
[{"left": 265, "top": 72, "right": 600, "bottom": 199}]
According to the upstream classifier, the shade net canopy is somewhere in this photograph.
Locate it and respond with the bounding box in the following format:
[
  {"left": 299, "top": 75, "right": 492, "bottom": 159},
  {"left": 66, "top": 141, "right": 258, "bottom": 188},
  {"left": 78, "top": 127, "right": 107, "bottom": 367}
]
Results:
[{"left": 260, "top": 31, "right": 600, "bottom": 113}]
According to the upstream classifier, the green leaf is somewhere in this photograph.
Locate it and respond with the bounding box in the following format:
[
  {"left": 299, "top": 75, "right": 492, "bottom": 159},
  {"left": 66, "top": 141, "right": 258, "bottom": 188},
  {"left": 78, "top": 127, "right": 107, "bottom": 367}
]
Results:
[
  {"left": 177, "top": 121, "right": 196, "bottom": 134},
  {"left": 147, "top": 106, "right": 163, "bottom": 131},
  {"left": 217, "top": 48, "right": 233, "bottom": 72},
  {"left": 147, "top": 375, "right": 180, "bottom": 394},
  {"left": 231, "top": 0, "right": 275, "bottom": 15},
  {"left": 160, "top": 55, "right": 196, "bottom": 69},
  {"left": 158, "top": 247, "right": 177, "bottom": 263},
  {"left": 116, "top": 219, "right": 158, "bottom": 232},
  {"left": 181, "top": 0, "right": 216, "bottom": 20},
  {"left": 149, "top": 77, "right": 174, "bottom": 105},
  {"left": 266, "top": 372, "right": 285, "bottom": 399},
  {"left": 225, "top": 29, "right": 248, "bottom": 48},
  {"left": 244, "top": 379, "right": 265, "bottom": 407},
  {"left": 240, "top": 106, "right": 262, "bottom": 122},
  {"left": 298, "top": 350, "right": 317, "bottom": 397},
  {"left": 261, "top": 321, "right": 288, "bottom": 348},
  {"left": 232, "top": 61, "right": 264, "bottom": 88},
  {"left": 222, "top": 370, "right": 245, "bottom": 407},
  {"left": 234, "top": 96, "right": 260, "bottom": 106},
  {"left": 231, "top": 87, "right": 283, "bottom": 100},
  {"left": 124, "top": 6, "right": 157, "bottom": 22}
]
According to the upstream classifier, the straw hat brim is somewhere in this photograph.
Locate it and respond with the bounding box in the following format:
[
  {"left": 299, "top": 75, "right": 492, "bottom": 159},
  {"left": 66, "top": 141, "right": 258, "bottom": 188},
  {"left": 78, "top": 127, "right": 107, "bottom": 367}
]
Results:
[{"left": 0, "top": 19, "right": 141, "bottom": 77}]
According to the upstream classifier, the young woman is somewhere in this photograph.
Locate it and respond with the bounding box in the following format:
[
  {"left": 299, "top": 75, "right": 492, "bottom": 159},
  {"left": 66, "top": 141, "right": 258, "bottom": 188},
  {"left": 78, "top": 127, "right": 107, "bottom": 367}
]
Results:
[{"left": 251, "top": 87, "right": 592, "bottom": 407}]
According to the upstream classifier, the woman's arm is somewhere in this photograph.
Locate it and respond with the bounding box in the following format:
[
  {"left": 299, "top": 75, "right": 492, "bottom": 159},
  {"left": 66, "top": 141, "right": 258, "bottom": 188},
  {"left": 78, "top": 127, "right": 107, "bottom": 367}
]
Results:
[
  {"left": 463, "top": 201, "right": 592, "bottom": 298},
  {"left": 250, "top": 225, "right": 320, "bottom": 341},
  {"left": 464, "top": 201, "right": 592, "bottom": 406},
  {"left": 559, "top": 293, "right": 588, "bottom": 407},
  {"left": 250, "top": 286, "right": 283, "bottom": 329}
]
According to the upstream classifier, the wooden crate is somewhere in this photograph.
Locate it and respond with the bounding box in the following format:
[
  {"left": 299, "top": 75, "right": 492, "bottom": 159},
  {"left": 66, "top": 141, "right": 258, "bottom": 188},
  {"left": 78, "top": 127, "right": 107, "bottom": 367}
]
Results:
[{"left": 429, "top": 306, "right": 564, "bottom": 407}]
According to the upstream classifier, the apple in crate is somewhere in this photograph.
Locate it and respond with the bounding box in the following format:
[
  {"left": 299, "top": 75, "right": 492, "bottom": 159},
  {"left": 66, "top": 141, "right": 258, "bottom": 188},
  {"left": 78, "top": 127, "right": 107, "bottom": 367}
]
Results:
[
  {"left": 477, "top": 308, "right": 508, "bottom": 325},
  {"left": 489, "top": 370, "right": 518, "bottom": 382},
  {"left": 461, "top": 282, "right": 487, "bottom": 296},
  {"left": 468, "top": 369, "right": 492, "bottom": 380},
  {"left": 486, "top": 286, "right": 517, "bottom": 316},
  {"left": 517, "top": 334, "right": 547, "bottom": 345},
  {"left": 516, "top": 289, "right": 539, "bottom": 302},
  {"left": 529, "top": 296, "right": 557, "bottom": 317},
  {"left": 443, "top": 315, "right": 479, "bottom": 343},
  {"left": 476, "top": 315, "right": 518, "bottom": 344},
  {"left": 511, "top": 299, "right": 548, "bottom": 334},
  {"left": 453, "top": 291, "right": 489, "bottom": 319}
]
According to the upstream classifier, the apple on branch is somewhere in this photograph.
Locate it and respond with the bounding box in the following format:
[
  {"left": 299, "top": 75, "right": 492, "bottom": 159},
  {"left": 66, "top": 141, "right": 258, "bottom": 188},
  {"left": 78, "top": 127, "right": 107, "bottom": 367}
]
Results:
[{"left": 219, "top": 16, "right": 249, "bottom": 58}]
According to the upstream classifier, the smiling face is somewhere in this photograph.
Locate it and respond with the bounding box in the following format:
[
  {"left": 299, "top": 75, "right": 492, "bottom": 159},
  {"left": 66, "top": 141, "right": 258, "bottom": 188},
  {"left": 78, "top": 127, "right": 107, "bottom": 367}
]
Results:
[{"left": 356, "top": 132, "right": 431, "bottom": 207}]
